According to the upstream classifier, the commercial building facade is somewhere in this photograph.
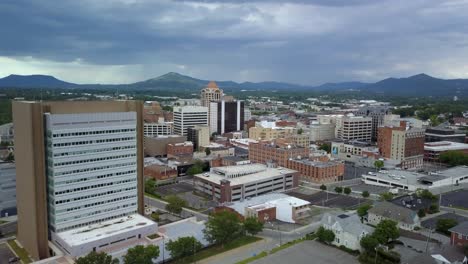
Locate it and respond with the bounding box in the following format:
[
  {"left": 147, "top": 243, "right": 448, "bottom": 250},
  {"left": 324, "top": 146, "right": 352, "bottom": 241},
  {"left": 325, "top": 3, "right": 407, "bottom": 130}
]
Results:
[
  {"left": 144, "top": 135, "right": 186, "bottom": 157},
  {"left": 424, "top": 141, "right": 468, "bottom": 163},
  {"left": 173, "top": 106, "right": 208, "bottom": 136},
  {"left": 337, "top": 116, "right": 372, "bottom": 142},
  {"left": 209, "top": 100, "right": 244, "bottom": 134},
  {"left": 187, "top": 125, "right": 210, "bottom": 151},
  {"left": 355, "top": 106, "right": 392, "bottom": 141},
  {"left": 143, "top": 122, "right": 173, "bottom": 137},
  {"left": 12, "top": 101, "right": 146, "bottom": 260}
]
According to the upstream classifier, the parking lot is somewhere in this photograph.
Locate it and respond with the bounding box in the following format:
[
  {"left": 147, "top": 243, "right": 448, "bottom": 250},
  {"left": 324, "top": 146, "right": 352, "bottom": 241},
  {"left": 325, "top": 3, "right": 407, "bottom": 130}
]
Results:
[
  {"left": 343, "top": 164, "right": 373, "bottom": 180},
  {"left": 155, "top": 182, "right": 195, "bottom": 197},
  {"left": 0, "top": 243, "right": 16, "bottom": 264},
  {"left": 252, "top": 240, "right": 358, "bottom": 264},
  {"left": 440, "top": 189, "right": 468, "bottom": 210},
  {"left": 421, "top": 213, "right": 468, "bottom": 229},
  {"left": 289, "top": 191, "right": 370, "bottom": 209}
]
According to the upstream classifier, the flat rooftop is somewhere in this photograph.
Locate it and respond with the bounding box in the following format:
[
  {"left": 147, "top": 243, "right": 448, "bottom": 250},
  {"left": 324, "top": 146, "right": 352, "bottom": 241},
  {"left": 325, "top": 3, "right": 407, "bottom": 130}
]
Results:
[
  {"left": 291, "top": 159, "right": 342, "bottom": 168},
  {"left": 225, "top": 193, "right": 310, "bottom": 216},
  {"left": 55, "top": 214, "right": 157, "bottom": 247},
  {"left": 195, "top": 164, "right": 297, "bottom": 186},
  {"left": 424, "top": 141, "right": 468, "bottom": 152}
]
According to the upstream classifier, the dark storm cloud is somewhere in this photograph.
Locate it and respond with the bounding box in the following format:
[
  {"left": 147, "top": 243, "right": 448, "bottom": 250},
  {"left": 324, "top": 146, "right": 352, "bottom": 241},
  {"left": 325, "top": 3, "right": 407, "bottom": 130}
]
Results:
[{"left": 0, "top": 0, "right": 467, "bottom": 84}]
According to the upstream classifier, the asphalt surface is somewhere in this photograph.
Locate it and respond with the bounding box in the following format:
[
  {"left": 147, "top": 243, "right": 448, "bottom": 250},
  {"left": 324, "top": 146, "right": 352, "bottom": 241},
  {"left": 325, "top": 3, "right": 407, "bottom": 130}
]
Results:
[
  {"left": 289, "top": 191, "right": 369, "bottom": 209},
  {"left": 421, "top": 213, "right": 468, "bottom": 229},
  {"left": 251, "top": 240, "right": 359, "bottom": 264},
  {"left": 155, "top": 182, "right": 195, "bottom": 196},
  {"left": 0, "top": 243, "right": 16, "bottom": 264},
  {"left": 440, "top": 189, "right": 468, "bottom": 209},
  {"left": 343, "top": 164, "right": 373, "bottom": 180},
  {"left": 144, "top": 195, "right": 209, "bottom": 221}
]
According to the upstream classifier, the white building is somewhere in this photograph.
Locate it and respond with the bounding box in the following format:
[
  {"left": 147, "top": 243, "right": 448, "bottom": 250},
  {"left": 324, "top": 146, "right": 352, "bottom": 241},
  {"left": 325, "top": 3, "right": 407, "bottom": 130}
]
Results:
[
  {"left": 0, "top": 162, "right": 16, "bottom": 217},
  {"left": 42, "top": 111, "right": 157, "bottom": 258},
  {"left": 0, "top": 123, "right": 14, "bottom": 143},
  {"left": 321, "top": 212, "right": 374, "bottom": 251},
  {"left": 173, "top": 106, "right": 208, "bottom": 136},
  {"left": 144, "top": 122, "right": 173, "bottom": 137},
  {"left": 337, "top": 115, "right": 372, "bottom": 142},
  {"left": 244, "top": 108, "right": 252, "bottom": 122}
]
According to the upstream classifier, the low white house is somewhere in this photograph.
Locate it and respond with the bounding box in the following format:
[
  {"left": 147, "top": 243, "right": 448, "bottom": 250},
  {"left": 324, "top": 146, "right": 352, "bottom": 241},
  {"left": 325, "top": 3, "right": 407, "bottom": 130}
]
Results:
[
  {"left": 320, "top": 213, "right": 374, "bottom": 251},
  {"left": 367, "top": 202, "right": 420, "bottom": 230}
]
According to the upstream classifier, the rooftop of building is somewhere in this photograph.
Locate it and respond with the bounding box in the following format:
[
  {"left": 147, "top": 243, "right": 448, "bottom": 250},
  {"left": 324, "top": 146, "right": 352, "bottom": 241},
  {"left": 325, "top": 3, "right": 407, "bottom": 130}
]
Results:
[
  {"left": 224, "top": 193, "right": 310, "bottom": 222},
  {"left": 194, "top": 163, "right": 297, "bottom": 185},
  {"left": 168, "top": 141, "right": 193, "bottom": 147},
  {"left": 321, "top": 212, "right": 374, "bottom": 237},
  {"left": 55, "top": 214, "right": 157, "bottom": 247},
  {"left": 368, "top": 201, "right": 417, "bottom": 224},
  {"left": 424, "top": 141, "right": 468, "bottom": 151},
  {"left": 289, "top": 158, "right": 343, "bottom": 168}
]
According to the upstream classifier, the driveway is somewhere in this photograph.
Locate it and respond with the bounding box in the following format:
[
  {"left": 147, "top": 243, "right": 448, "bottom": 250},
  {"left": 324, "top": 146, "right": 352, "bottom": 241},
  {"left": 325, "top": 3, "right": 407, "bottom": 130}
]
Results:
[{"left": 252, "top": 240, "right": 359, "bottom": 264}]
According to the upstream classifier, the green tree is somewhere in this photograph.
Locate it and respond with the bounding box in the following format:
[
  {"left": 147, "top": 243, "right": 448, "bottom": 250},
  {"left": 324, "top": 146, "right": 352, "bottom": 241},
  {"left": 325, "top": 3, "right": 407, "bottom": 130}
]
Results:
[
  {"left": 123, "top": 245, "right": 159, "bottom": 264},
  {"left": 362, "top": 191, "right": 370, "bottom": 198},
  {"left": 380, "top": 192, "right": 394, "bottom": 201},
  {"left": 145, "top": 178, "right": 156, "bottom": 194},
  {"left": 243, "top": 217, "right": 264, "bottom": 236},
  {"left": 357, "top": 204, "right": 372, "bottom": 218},
  {"left": 436, "top": 219, "right": 458, "bottom": 236},
  {"left": 374, "top": 160, "right": 384, "bottom": 171},
  {"left": 320, "top": 184, "right": 327, "bottom": 191},
  {"left": 165, "top": 195, "right": 188, "bottom": 215},
  {"left": 205, "top": 148, "right": 211, "bottom": 156},
  {"left": 334, "top": 186, "right": 343, "bottom": 194},
  {"left": 428, "top": 203, "right": 439, "bottom": 214},
  {"left": 344, "top": 187, "right": 352, "bottom": 195},
  {"left": 204, "top": 210, "right": 243, "bottom": 247},
  {"left": 166, "top": 236, "right": 203, "bottom": 260},
  {"left": 297, "top": 128, "right": 303, "bottom": 135},
  {"left": 439, "top": 151, "right": 468, "bottom": 166},
  {"left": 319, "top": 143, "right": 331, "bottom": 153},
  {"left": 360, "top": 234, "right": 379, "bottom": 253},
  {"left": 373, "top": 220, "right": 399, "bottom": 244},
  {"left": 417, "top": 209, "right": 426, "bottom": 218},
  {"left": 76, "top": 251, "right": 119, "bottom": 264},
  {"left": 417, "top": 189, "right": 438, "bottom": 202},
  {"left": 187, "top": 164, "right": 203, "bottom": 176},
  {"left": 316, "top": 226, "right": 335, "bottom": 244}
]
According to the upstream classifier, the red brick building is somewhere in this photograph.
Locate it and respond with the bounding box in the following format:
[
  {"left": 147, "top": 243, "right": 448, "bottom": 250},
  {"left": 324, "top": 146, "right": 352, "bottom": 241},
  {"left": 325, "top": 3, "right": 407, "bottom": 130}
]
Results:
[
  {"left": 287, "top": 159, "right": 345, "bottom": 183},
  {"left": 449, "top": 222, "right": 468, "bottom": 247},
  {"left": 144, "top": 164, "right": 178, "bottom": 180},
  {"left": 249, "top": 141, "right": 310, "bottom": 167},
  {"left": 167, "top": 142, "right": 193, "bottom": 157}
]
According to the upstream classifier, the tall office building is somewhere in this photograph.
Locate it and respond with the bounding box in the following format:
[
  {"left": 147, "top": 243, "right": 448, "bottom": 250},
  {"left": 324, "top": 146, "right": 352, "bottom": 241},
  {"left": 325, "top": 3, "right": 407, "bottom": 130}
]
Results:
[
  {"left": 355, "top": 106, "right": 392, "bottom": 142},
  {"left": 200, "top": 81, "right": 223, "bottom": 107},
  {"left": 378, "top": 121, "right": 425, "bottom": 169},
  {"left": 337, "top": 116, "right": 372, "bottom": 142},
  {"left": 173, "top": 106, "right": 208, "bottom": 136},
  {"left": 209, "top": 100, "right": 244, "bottom": 134},
  {"left": 12, "top": 101, "right": 150, "bottom": 260}
]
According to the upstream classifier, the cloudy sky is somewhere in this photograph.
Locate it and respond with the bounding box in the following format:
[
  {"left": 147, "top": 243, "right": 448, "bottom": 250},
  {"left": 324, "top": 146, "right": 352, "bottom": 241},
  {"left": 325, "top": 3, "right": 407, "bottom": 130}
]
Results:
[{"left": 1, "top": 0, "right": 468, "bottom": 85}]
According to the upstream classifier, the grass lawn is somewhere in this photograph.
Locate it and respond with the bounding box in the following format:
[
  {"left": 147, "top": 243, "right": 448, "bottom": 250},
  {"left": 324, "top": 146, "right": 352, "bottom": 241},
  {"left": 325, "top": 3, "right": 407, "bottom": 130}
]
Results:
[
  {"left": 7, "top": 240, "right": 32, "bottom": 264},
  {"left": 147, "top": 233, "right": 160, "bottom": 240},
  {"left": 169, "top": 236, "right": 262, "bottom": 264},
  {"left": 0, "top": 219, "right": 8, "bottom": 224}
]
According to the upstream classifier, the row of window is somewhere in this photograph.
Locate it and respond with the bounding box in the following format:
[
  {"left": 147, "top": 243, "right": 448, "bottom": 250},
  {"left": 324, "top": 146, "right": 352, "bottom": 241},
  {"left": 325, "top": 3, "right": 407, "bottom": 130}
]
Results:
[
  {"left": 55, "top": 186, "right": 137, "bottom": 205},
  {"left": 55, "top": 195, "right": 137, "bottom": 214},
  {"left": 53, "top": 145, "right": 136, "bottom": 157},
  {"left": 54, "top": 178, "right": 136, "bottom": 195},
  {"left": 53, "top": 153, "right": 136, "bottom": 167},
  {"left": 52, "top": 137, "right": 136, "bottom": 147},
  {"left": 55, "top": 169, "right": 136, "bottom": 186},
  {"left": 52, "top": 128, "right": 136, "bottom": 138},
  {"left": 56, "top": 211, "right": 137, "bottom": 233},
  {"left": 53, "top": 162, "right": 136, "bottom": 177}
]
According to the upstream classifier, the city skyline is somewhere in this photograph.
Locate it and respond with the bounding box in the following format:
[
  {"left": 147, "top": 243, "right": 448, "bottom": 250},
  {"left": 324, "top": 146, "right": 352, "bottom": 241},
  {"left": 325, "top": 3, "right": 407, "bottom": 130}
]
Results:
[{"left": 1, "top": 0, "right": 468, "bottom": 85}]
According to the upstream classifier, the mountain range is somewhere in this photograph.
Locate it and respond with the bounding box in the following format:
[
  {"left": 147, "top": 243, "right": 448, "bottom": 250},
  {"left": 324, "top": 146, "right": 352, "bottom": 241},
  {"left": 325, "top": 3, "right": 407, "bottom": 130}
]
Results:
[{"left": 0, "top": 72, "right": 467, "bottom": 97}]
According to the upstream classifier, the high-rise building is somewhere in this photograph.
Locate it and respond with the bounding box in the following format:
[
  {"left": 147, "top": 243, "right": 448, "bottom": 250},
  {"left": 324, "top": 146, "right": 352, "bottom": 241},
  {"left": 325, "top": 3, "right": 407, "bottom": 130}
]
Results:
[
  {"left": 378, "top": 121, "right": 425, "bottom": 169},
  {"left": 12, "top": 101, "right": 151, "bottom": 260},
  {"left": 200, "top": 81, "right": 223, "bottom": 107},
  {"left": 337, "top": 116, "right": 372, "bottom": 142},
  {"left": 143, "top": 121, "right": 174, "bottom": 137},
  {"left": 355, "top": 106, "right": 392, "bottom": 141},
  {"left": 173, "top": 106, "right": 208, "bottom": 136},
  {"left": 187, "top": 125, "right": 210, "bottom": 151},
  {"left": 209, "top": 100, "right": 244, "bottom": 134}
]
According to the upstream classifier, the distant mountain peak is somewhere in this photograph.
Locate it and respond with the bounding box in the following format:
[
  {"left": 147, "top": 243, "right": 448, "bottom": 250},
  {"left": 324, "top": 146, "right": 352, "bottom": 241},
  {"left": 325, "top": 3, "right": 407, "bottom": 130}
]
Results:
[{"left": 407, "top": 73, "right": 434, "bottom": 80}]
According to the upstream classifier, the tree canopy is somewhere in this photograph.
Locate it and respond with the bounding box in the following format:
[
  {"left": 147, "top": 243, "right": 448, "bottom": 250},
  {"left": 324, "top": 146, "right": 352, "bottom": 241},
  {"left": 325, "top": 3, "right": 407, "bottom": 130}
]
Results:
[
  {"left": 165, "top": 195, "right": 188, "bottom": 215},
  {"left": 123, "top": 245, "right": 160, "bottom": 264},
  {"left": 316, "top": 226, "right": 335, "bottom": 244},
  {"left": 334, "top": 186, "right": 343, "bottom": 194},
  {"left": 243, "top": 217, "right": 264, "bottom": 236},
  {"left": 166, "top": 236, "right": 203, "bottom": 260},
  {"left": 344, "top": 187, "right": 352, "bottom": 195},
  {"left": 203, "top": 210, "right": 243, "bottom": 246},
  {"left": 436, "top": 219, "right": 458, "bottom": 236},
  {"left": 145, "top": 178, "right": 156, "bottom": 194},
  {"left": 357, "top": 204, "right": 372, "bottom": 218},
  {"left": 439, "top": 151, "right": 468, "bottom": 166},
  {"left": 373, "top": 220, "right": 399, "bottom": 244},
  {"left": 76, "top": 251, "right": 119, "bottom": 264}
]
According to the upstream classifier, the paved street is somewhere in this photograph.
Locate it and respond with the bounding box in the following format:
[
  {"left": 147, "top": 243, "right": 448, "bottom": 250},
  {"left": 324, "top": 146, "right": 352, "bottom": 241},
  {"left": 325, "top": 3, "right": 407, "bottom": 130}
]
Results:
[
  {"left": 252, "top": 240, "right": 359, "bottom": 264},
  {"left": 344, "top": 164, "right": 373, "bottom": 180}
]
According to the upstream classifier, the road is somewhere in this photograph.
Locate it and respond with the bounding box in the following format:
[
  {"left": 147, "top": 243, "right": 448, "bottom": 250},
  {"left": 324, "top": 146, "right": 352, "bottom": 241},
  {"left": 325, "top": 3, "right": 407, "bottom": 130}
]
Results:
[{"left": 145, "top": 195, "right": 209, "bottom": 221}]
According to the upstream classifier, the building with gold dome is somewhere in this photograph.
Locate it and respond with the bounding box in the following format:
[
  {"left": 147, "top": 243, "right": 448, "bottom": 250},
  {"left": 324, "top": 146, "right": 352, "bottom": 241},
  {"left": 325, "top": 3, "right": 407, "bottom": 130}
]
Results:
[{"left": 201, "top": 81, "right": 223, "bottom": 107}]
